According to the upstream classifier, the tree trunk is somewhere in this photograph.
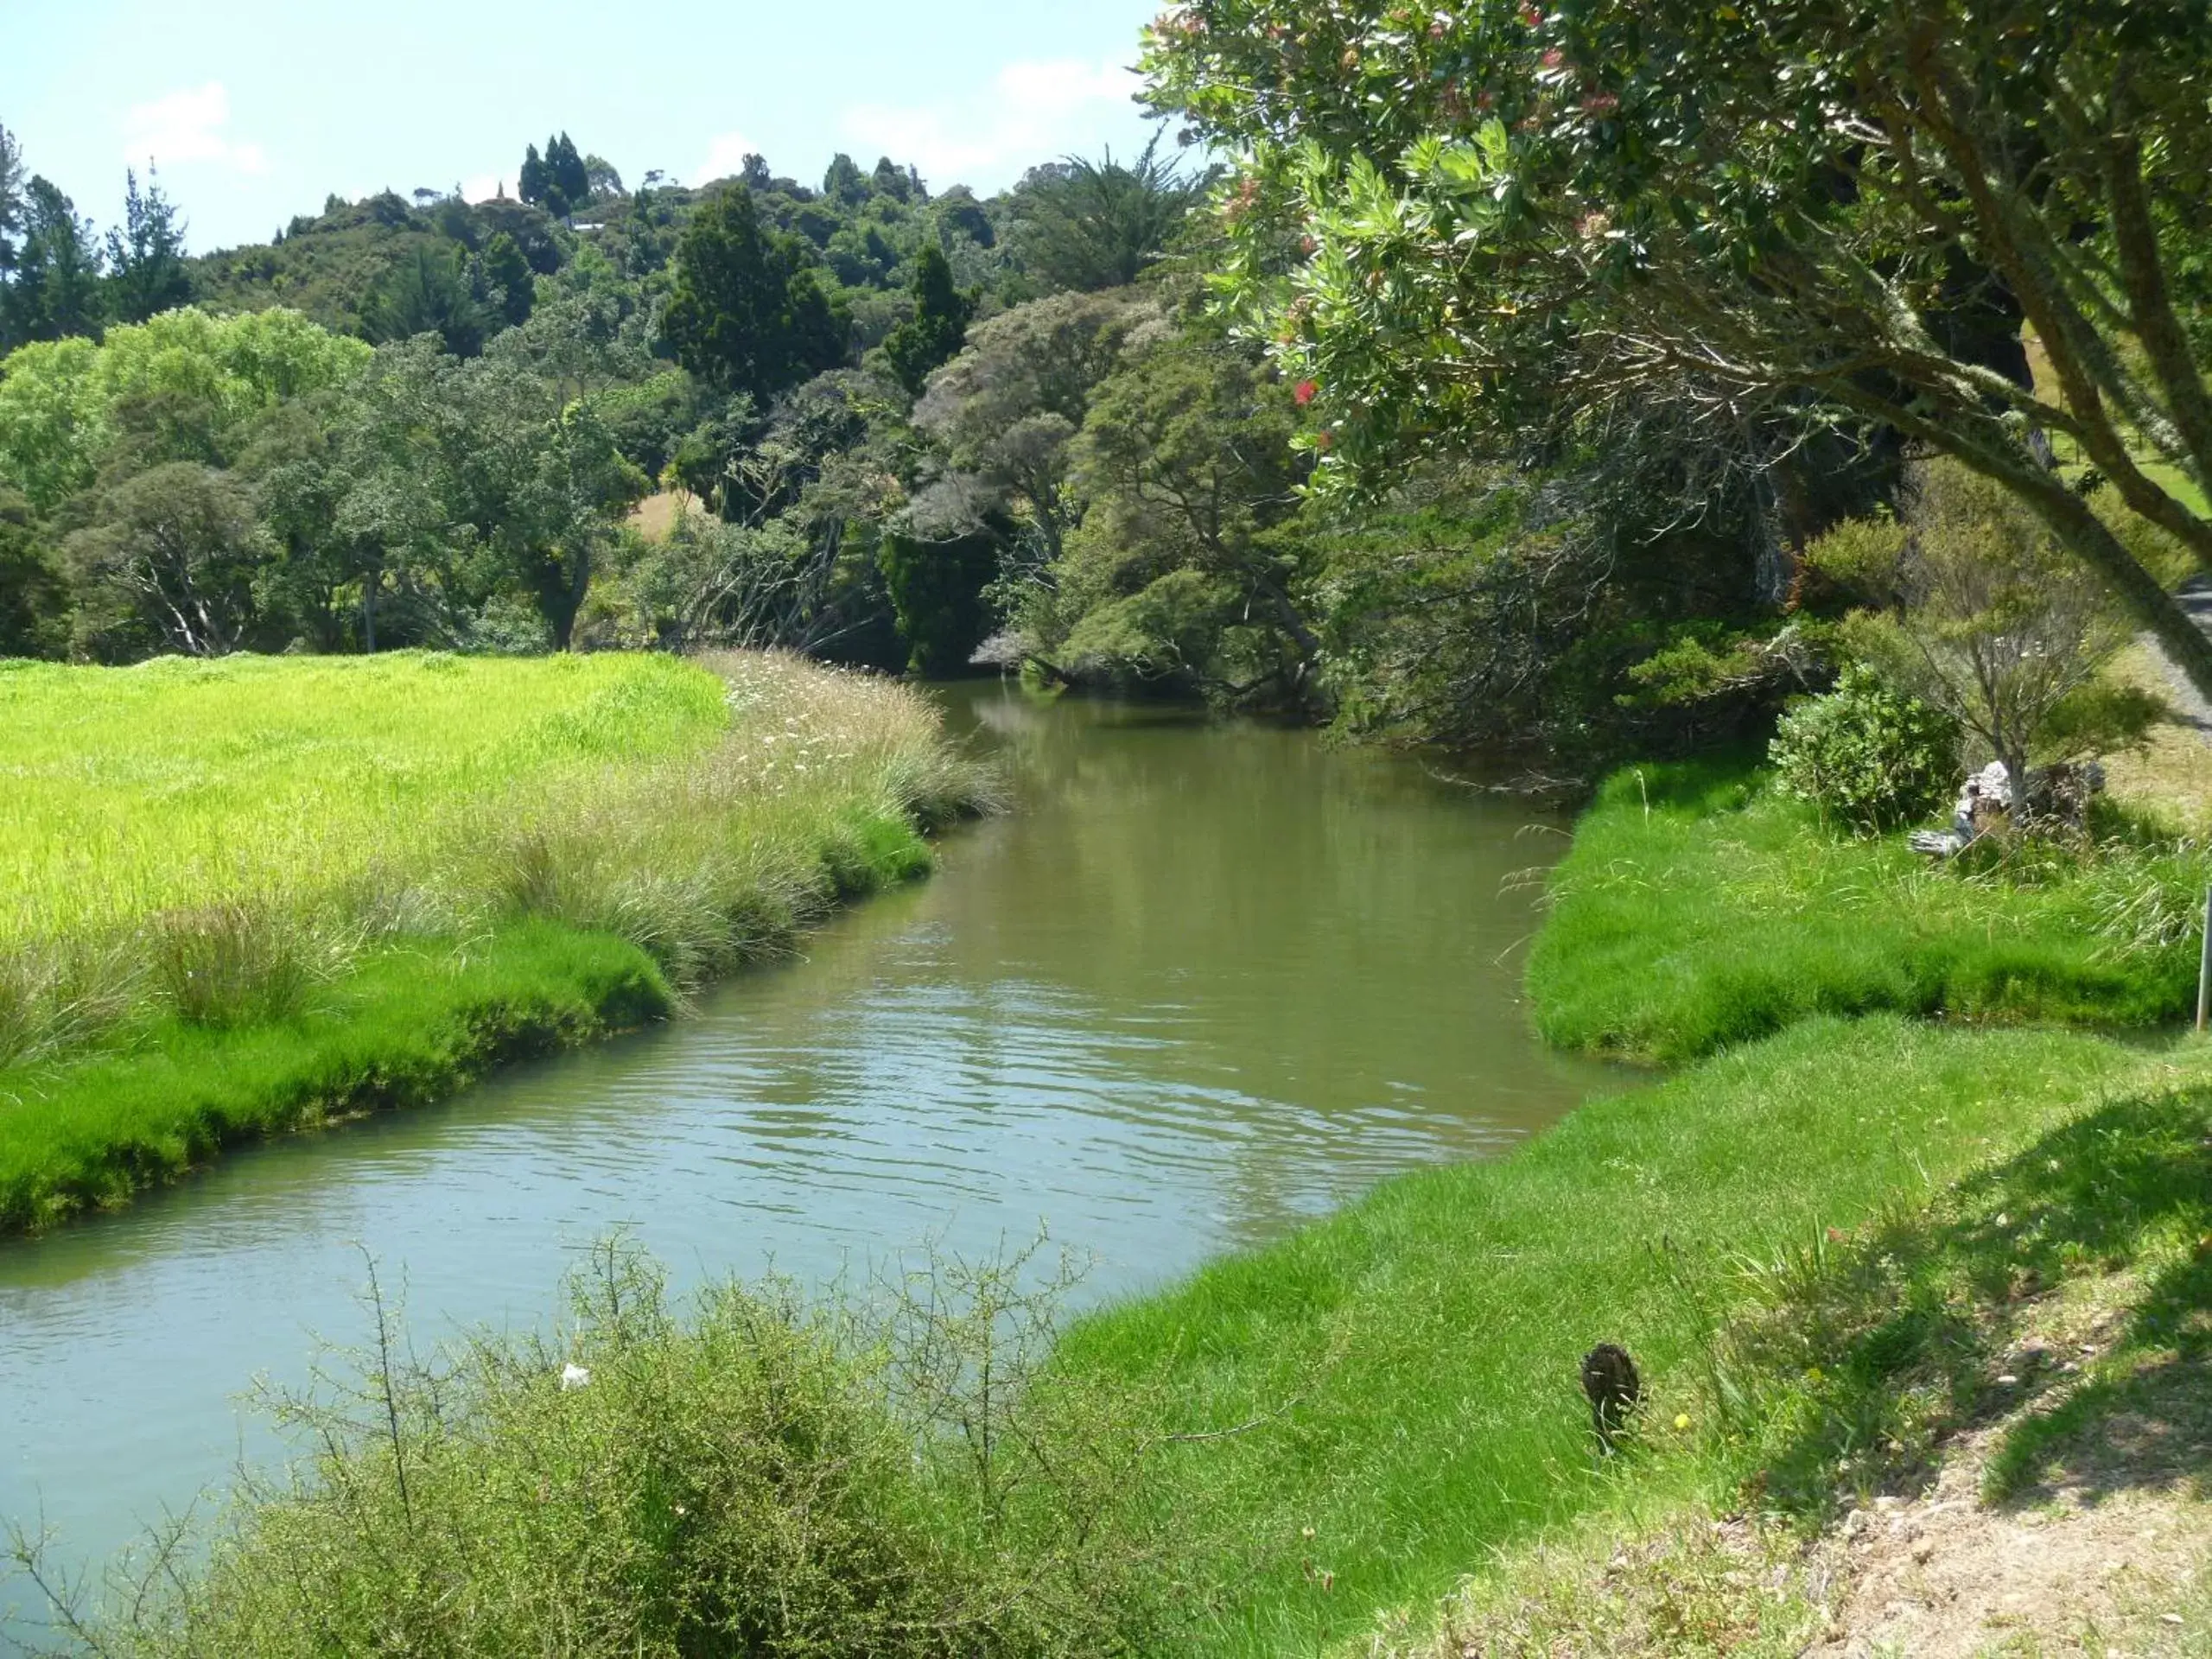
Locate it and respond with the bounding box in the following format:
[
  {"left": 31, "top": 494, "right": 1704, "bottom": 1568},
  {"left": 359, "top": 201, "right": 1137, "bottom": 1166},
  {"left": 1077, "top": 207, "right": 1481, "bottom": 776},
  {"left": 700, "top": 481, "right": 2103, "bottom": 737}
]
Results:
[{"left": 2018, "top": 474, "right": 2212, "bottom": 702}]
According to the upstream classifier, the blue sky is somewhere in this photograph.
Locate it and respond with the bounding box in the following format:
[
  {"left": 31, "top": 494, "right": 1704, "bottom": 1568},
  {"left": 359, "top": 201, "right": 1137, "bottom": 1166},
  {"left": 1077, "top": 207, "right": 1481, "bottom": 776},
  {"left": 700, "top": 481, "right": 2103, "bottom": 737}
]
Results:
[{"left": 3, "top": 0, "right": 1168, "bottom": 253}]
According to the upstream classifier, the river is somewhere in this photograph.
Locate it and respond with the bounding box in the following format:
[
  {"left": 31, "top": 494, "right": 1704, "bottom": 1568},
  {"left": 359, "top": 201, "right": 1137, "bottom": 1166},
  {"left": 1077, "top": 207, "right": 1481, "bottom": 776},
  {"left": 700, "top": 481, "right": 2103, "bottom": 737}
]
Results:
[{"left": 0, "top": 683, "right": 1611, "bottom": 1636}]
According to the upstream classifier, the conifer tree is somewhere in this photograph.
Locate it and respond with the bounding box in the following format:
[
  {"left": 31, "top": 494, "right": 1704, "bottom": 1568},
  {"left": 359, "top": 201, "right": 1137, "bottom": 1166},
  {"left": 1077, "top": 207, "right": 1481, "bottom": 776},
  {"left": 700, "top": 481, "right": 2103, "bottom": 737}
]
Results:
[
  {"left": 883, "top": 245, "right": 973, "bottom": 395},
  {"left": 105, "top": 168, "right": 190, "bottom": 324}
]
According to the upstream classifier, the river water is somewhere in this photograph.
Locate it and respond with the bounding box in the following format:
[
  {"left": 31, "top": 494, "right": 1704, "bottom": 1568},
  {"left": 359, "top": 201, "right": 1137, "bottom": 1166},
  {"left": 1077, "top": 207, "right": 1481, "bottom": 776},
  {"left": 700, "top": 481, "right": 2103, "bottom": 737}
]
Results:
[{"left": 0, "top": 683, "right": 1611, "bottom": 1634}]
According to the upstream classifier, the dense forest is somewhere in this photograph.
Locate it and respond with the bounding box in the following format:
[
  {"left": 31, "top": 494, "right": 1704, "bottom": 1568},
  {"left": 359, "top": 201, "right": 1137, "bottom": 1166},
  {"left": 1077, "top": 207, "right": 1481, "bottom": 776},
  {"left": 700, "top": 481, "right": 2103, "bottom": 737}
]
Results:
[{"left": 4, "top": 0, "right": 2210, "bottom": 782}]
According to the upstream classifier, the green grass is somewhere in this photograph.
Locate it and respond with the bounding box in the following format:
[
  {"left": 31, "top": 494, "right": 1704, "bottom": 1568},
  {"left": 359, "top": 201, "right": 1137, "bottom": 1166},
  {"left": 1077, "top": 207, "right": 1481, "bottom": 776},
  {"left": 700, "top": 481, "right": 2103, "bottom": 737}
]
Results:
[
  {"left": 0, "top": 651, "right": 728, "bottom": 945},
  {"left": 1046, "top": 1017, "right": 2209, "bottom": 1654},
  {"left": 49, "top": 1018, "right": 2202, "bottom": 1656},
  {"left": 1526, "top": 756, "right": 2212, "bottom": 1065},
  {"left": 0, "top": 921, "right": 671, "bottom": 1230},
  {"left": 0, "top": 649, "right": 989, "bottom": 1230}
]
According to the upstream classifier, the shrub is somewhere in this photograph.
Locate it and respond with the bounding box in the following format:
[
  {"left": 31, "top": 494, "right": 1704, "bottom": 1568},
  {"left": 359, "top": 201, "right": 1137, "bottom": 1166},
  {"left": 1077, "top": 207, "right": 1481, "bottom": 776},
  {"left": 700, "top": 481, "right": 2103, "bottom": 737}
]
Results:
[
  {"left": 1769, "top": 664, "right": 1958, "bottom": 831},
  {"left": 35, "top": 1243, "right": 1180, "bottom": 1657}
]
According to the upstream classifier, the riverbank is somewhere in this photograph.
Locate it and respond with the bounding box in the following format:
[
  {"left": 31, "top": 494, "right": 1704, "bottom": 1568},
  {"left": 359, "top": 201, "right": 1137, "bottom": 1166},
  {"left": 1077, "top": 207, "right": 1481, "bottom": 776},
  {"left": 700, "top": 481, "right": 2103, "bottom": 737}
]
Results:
[
  {"left": 20, "top": 750, "right": 2210, "bottom": 1656},
  {"left": 0, "top": 651, "right": 990, "bottom": 1231},
  {"left": 1528, "top": 755, "right": 2212, "bottom": 1064}
]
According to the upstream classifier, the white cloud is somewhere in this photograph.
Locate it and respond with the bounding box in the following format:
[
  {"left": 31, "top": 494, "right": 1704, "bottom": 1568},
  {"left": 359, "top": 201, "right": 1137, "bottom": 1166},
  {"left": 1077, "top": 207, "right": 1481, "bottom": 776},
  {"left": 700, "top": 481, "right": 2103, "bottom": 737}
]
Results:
[
  {"left": 122, "top": 82, "right": 269, "bottom": 175},
  {"left": 462, "top": 172, "right": 514, "bottom": 205},
  {"left": 842, "top": 58, "right": 1144, "bottom": 190},
  {"left": 690, "top": 131, "right": 763, "bottom": 188}
]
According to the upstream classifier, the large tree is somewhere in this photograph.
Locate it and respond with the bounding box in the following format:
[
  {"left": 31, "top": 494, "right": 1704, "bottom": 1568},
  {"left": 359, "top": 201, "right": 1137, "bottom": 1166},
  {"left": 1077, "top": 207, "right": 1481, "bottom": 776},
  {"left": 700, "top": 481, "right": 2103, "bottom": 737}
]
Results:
[
  {"left": 0, "top": 122, "right": 23, "bottom": 276},
  {"left": 659, "top": 183, "right": 850, "bottom": 403},
  {"left": 1143, "top": 0, "right": 2212, "bottom": 696},
  {"left": 0, "top": 177, "right": 105, "bottom": 347}
]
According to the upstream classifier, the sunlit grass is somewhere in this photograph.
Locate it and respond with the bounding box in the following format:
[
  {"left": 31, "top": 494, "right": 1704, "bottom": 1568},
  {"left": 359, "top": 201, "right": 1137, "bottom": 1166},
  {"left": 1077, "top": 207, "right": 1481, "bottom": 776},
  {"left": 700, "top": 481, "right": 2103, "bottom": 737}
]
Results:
[
  {"left": 0, "top": 649, "right": 992, "bottom": 1224},
  {"left": 1527, "top": 757, "right": 2212, "bottom": 1064}
]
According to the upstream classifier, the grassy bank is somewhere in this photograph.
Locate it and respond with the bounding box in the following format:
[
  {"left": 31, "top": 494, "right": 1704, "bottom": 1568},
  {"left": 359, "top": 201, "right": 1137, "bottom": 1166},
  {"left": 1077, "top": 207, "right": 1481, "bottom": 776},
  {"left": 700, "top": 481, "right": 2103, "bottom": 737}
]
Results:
[
  {"left": 1528, "top": 756, "right": 2212, "bottom": 1064},
  {"left": 39, "top": 1017, "right": 2207, "bottom": 1655},
  {"left": 0, "top": 650, "right": 988, "bottom": 1230}
]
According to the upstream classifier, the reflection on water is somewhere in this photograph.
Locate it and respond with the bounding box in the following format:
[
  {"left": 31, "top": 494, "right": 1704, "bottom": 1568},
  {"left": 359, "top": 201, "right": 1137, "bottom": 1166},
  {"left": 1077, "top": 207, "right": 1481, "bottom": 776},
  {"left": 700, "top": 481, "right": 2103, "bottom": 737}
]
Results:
[{"left": 0, "top": 683, "right": 1613, "bottom": 1626}]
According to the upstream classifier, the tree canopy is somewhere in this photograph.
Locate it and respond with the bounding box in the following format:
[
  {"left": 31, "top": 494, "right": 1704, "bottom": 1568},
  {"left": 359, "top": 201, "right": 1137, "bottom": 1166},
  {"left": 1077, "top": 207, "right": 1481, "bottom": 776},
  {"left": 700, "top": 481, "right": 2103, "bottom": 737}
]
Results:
[{"left": 1142, "top": 0, "right": 2212, "bottom": 694}]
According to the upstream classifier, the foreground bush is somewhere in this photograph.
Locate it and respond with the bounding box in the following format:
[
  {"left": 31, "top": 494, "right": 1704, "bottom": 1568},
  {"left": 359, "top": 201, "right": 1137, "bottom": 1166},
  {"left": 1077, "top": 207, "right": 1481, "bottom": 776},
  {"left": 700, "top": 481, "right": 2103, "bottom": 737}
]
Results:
[
  {"left": 28, "top": 1247, "right": 1180, "bottom": 1657},
  {"left": 1529, "top": 757, "right": 2211, "bottom": 1063}
]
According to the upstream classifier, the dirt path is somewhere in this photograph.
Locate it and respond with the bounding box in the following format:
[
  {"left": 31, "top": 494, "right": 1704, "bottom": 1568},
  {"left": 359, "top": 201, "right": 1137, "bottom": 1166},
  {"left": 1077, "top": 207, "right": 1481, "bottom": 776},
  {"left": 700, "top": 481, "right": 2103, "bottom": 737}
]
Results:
[{"left": 1804, "top": 1277, "right": 2211, "bottom": 1657}]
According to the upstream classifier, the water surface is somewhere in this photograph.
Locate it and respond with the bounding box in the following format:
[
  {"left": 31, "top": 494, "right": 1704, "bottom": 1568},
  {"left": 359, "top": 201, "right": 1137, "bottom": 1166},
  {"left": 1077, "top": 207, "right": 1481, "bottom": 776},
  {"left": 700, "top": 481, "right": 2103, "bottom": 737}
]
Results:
[{"left": 0, "top": 685, "right": 1611, "bottom": 1629}]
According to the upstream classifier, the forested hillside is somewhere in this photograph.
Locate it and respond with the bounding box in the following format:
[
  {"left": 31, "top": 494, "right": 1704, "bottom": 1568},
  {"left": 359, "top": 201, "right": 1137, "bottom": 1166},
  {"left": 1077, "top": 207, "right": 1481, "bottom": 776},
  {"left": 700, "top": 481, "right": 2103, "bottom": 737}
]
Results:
[{"left": 5, "top": 0, "right": 2209, "bottom": 778}]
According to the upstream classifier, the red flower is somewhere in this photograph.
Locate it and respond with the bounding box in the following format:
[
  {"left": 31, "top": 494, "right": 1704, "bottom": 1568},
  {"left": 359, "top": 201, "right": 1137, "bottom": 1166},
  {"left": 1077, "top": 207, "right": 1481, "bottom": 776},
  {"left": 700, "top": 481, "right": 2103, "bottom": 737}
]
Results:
[{"left": 1294, "top": 378, "right": 1319, "bottom": 406}]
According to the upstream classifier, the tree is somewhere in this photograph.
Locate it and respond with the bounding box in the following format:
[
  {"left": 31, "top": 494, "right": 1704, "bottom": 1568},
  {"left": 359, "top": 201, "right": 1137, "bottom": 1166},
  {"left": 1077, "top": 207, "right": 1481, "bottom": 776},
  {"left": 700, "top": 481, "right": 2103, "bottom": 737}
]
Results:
[
  {"left": 0, "top": 177, "right": 105, "bottom": 347},
  {"left": 0, "top": 122, "right": 23, "bottom": 276},
  {"left": 882, "top": 245, "right": 973, "bottom": 396},
  {"left": 823, "top": 154, "right": 869, "bottom": 207},
  {"left": 1815, "top": 460, "right": 2134, "bottom": 791},
  {"left": 659, "top": 184, "right": 851, "bottom": 403},
  {"left": 1012, "top": 133, "right": 1210, "bottom": 292},
  {"left": 913, "top": 289, "right": 1148, "bottom": 567},
  {"left": 582, "top": 154, "right": 624, "bottom": 200},
  {"left": 518, "top": 143, "right": 550, "bottom": 209},
  {"left": 1144, "top": 0, "right": 2212, "bottom": 701},
  {"left": 481, "top": 231, "right": 535, "bottom": 327},
  {"left": 0, "top": 485, "right": 66, "bottom": 657},
  {"left": 548, "top": 134, "right": 589, "bottom": 215},
  {"left": 66, "top": 461, "right": 265, "bottom": 657},
  {"left": 878, "top": 518, "right": 1001, "bottom": 674},
  {"left": 105, "top": 168, "right": 191, "bottom": 324},
  {"left": 1052, "top": 332, "right": 1317, "bottom": 701},
  {"left": 364, "top": 244, "right": 490, "bottom": 356}
]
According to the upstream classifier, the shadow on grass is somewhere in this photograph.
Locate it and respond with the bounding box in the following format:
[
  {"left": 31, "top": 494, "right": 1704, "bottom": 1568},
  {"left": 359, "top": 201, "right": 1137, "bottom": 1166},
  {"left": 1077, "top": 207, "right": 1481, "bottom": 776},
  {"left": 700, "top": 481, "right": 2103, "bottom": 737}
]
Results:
[{"left": 1720, "top": 1084, "right": 2212, "bottom": 1518}]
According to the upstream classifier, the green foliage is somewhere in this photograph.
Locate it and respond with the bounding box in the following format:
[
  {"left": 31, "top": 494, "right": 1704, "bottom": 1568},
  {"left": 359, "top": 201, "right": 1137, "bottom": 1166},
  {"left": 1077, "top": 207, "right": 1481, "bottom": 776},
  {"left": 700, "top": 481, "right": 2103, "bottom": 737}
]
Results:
[
  {"left": 64, "top": 460, "right": 267, "bottom": 657},
  {"left": 0, "top": 306, "right": 372, "bottom": 511},
  {"left": 519, "top": 131, "right": 592, "bottom": 218},
  {"left": 0, "top": 485, "right": 63, "bottom": 656},
  {"left": 0, "top": 121, "right": 21, "bottom": 276},
  {"left": 0, "top": 175, "right": 105, "bottom": 348},
  {"left": 480, "top": 229, "right": 535, "bottom": 326},
  {"left": 1046, "top": 329, "right": 1315, "bottom": 703},
  {"left": 1529, "top": 758, "right": 2212, "bottom": 1063},
  {"left": 103, "top": 168, "right": 191, "bottom": 326},
  {"left": 878, "top": 521, "right": 1001, "bottom": 675},
  {"left": 660, "top": 184, "right": 852, "bottom": 402},
  {"left": 881, "top": 244, "right": 973, "bottom": 396},
  {"left": 363, "top": 241, "right": 489, "bottom": 355},
  {"left": 1010, "top": 135, "right": 1211, "bottom": 293},
  {"left": 1143, "top": 0, "right": 2212, "bottom": 700},
  {"left": 1769, "top": 665, "right": 1960, "bottom": 832},
  {"left": 1821, "top": 460, "right": 2134, "bottom": 779}
]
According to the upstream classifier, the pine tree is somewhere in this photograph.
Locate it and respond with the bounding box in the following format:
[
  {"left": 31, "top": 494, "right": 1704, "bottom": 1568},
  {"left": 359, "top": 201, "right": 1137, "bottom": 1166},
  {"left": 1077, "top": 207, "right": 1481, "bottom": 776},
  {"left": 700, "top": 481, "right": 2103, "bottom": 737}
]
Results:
[
  {"left": 549, "top": 134, "right": 588, "bottom": 214},
  {"left": 660, "top": 183, "right": 849, "bottom": 400},
  {"left": 105, "top": 168, "right": 191, "bottom": 324},
  {"left": 518, "top": 143, "right": 549, "bottom": 207},
  {"left": 882, "top": 245, "right": 973, "bottom": 396},
  {"left": 0, "top": 123, "right": 24, "bottom": 275}
]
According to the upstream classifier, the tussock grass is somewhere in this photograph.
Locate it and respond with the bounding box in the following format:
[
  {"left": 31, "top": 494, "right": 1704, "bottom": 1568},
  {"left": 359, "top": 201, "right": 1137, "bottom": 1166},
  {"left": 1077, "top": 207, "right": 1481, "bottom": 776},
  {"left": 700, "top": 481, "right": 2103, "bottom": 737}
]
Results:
[
  {"left": 0, "top": 650, "right": 992, "bottom": 1227},
  {"left": 1527, "top": 757, "right": 2212, "bottom": 1065}
]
